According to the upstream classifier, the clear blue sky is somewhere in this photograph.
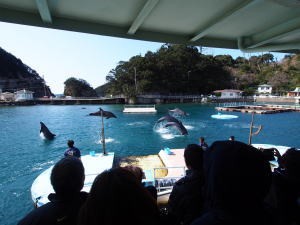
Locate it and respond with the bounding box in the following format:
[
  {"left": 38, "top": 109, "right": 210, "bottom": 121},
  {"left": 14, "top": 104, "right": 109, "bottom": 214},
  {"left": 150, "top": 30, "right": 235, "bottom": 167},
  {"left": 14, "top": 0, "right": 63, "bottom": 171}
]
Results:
[{"left": 0, "top": 22, "right": 287, "bottom": 94}]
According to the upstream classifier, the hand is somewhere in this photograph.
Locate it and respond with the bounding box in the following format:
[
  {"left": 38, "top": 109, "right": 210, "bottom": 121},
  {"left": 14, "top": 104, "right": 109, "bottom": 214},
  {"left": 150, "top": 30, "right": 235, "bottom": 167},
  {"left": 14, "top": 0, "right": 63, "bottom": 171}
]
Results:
[{"left": 272, "top": 148, "right": 281, "bottom": 158}]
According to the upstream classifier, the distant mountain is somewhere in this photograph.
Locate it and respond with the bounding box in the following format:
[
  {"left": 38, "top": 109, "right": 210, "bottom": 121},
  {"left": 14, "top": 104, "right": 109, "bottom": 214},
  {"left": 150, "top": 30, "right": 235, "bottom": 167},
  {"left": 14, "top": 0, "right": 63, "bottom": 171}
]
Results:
[{"left": 0, "top": 47, "right": 53, "bottom": 97}]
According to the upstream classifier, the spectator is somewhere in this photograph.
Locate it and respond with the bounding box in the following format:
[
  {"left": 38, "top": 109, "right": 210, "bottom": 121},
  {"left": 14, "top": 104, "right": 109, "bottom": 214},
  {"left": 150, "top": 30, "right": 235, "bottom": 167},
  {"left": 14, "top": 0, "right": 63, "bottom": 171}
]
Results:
[
  {"left": 77, "top": 167, "right": 160, "bottom": 225},
  {"left": 18, "top": 157, "right": 87, "bottom": 225},
  {"left": 64, "top": 140, "right": 81, "bottom": 159},
  {"left": 199, "top": 137, "right": 208, "bottom": 149},
  {"left": 191, "top": 141, "right": 273, "bottom": 225},
  {"left": 229, "top": 136, "right": 235, "bottom": 141},
  {"left": 266, "top": 148, "right": 300, "bottom": 225},
  {"left": 123, "top": 165, "right": 158, "bottom": 200},
  {"left": 167, "top": 144, "right": 205, "bottom": 225}
]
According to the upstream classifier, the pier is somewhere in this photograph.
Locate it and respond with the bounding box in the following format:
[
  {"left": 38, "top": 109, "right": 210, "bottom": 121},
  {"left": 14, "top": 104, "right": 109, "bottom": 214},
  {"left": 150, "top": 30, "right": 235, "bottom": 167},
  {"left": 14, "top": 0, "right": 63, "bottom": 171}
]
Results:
[
  {"left": 0, "top": 97, "right": 125, "bottom": 106},
  {"left": 216, "top": 104, "right": 300, "bottom": 114}
]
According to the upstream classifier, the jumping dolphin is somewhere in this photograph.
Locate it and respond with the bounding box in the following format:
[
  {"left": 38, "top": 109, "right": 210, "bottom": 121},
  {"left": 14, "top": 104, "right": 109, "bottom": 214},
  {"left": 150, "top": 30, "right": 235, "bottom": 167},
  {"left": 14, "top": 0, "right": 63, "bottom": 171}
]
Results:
[
  {"left": 168, "top": 108, "right": 188, "bottom": 116},
  {"left": 89, "top": 108, "right": 117, "bottom": 119},
  {"left": 40, "top": 122, "right": 56, "bottom": 140},
  {"left": 156, "top": 113, "right": 180, "bottom": 124},
  {"left": 164, "top": 121, "right": 188, "bottom": 135}
]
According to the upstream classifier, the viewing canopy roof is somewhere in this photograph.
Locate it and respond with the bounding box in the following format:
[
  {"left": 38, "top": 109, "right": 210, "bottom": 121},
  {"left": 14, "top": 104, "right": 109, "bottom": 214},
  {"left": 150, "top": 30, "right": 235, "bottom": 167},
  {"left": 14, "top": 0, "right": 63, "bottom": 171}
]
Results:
[{"left": 0, "top": 0, "right": 299, "bottom": 53}]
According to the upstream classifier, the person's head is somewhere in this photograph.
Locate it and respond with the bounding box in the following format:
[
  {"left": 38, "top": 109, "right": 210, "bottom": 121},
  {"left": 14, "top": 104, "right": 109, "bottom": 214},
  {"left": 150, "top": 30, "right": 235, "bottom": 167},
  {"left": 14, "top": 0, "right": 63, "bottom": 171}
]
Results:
[
  {"left": 204, "top": 141, "right": 272, "bottom": 211},
  {"left": 78, "top": 168, "right": 159, "bottom": 225},
  {"left": 280, "top": 148, "right": 300, "bottom": 180},
  {"left": 184, "top": 144, "right": 204, "bottom": 171},
  {"left": 123, "top": 165, "right": 145, "bottom": 183},
  {"left": 229, "top": 136, "right": 235, "bottom": 141},
  {"left": 67, "top": 140, "right": 74, "bottom": 148},
  {"left": 51, "top": 157, "right": 85, "bottom": 198},
  {"left": 199, "top": 137, "right": 205, "bottom": 143}
]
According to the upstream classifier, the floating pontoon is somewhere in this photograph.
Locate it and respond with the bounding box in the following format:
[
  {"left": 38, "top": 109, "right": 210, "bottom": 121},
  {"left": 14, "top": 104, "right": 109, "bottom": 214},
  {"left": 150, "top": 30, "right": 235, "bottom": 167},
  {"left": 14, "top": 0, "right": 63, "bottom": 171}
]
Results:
[
  {"left": 123, "top": 105, "right": 157, "bottom": 113},
  {"left": 31, "top": 152, "right": 114, "bottom": 207}
]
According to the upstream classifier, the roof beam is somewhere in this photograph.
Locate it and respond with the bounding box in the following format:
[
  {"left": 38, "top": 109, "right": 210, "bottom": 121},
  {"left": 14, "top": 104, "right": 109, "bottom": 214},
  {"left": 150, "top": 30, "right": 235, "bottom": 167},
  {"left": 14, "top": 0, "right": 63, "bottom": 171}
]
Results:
[
  {"left": 128, "top": 0, "right": 159, "bottom": 35},
  {"left": 35, "top": 0, "right": 52, "bottom": 23},
  {"left": 190, "top": 0, "right": 254, "bottom": 42},
  {"left": 238, "top": 37, "right": 300, "bottom": 53},
  {"left": 247, "top": 17, "right": 300, "bottom": 48}
]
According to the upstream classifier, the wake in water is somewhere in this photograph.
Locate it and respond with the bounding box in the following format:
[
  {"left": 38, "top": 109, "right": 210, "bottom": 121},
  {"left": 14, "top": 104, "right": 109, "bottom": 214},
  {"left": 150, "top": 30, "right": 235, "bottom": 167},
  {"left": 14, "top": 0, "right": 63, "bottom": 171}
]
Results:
[
  {"left": 126, "top": 121, "right": 150, "bottom": 127},
  {"left": 224, "top": 122, "right": 250, "bottom": 129},
  {"left": 31, "top": 160, "right": 54, "bottom": 171},
  {"left": 97, "top": 137, "right": 116, "bottom": 144},
  {"left": 153, "top": 122, "right": 187, "bottom": 139}
]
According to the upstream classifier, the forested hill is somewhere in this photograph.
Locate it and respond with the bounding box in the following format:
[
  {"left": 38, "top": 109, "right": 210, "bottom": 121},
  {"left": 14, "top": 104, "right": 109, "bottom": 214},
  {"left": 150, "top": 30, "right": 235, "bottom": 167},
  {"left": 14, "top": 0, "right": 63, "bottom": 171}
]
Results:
[
  {"left": 96, "top": 44, "right": 300, "bottom": 97},
  {"left": 0, "top": 47, "right": 53, "bottom": 97}
]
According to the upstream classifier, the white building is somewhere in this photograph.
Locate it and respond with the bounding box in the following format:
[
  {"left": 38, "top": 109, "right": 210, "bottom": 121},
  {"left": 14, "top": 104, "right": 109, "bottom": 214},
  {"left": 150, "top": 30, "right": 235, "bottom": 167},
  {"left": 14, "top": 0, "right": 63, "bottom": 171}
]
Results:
[
  {"left": 257, "top": 84, "right": 272, "bottom": 95},
  {"left": 213, "top": 89, "right": 243, "bottom": 99},
  {"left": 0, "top": 92, "right": 15, "bottom": 101},
  {"left": 14, "top": 89, "right": 34, "bottom": 101}
]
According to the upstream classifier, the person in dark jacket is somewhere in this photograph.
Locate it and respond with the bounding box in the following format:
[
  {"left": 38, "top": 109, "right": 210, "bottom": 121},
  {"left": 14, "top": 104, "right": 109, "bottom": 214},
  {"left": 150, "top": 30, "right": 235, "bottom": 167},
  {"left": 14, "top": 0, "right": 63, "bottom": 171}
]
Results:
[
  {"left": 64, "top": 140, "right": 81, "bottom": 159},
  {"left": 191, "top": 141, "right": 274, "bottom": 225},
  {"left": 77, "top": 167, "right": 160, "bottom": 225},
  {"left": 167, "top": 144, "right": 205, "bottom": 225},
  {"left": 266, "top": 148, "right": 300, "bottom": 225},
  {"left": 18, "top": 157, "right": 87, "bottom": 225}
]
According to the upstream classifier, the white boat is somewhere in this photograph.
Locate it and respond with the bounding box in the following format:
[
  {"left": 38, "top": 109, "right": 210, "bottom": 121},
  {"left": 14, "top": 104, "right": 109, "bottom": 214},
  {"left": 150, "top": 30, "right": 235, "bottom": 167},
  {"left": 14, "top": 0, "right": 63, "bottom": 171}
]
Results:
[
  {"left": 123, "top": 104, "right": 157, "bottom": 113},
  {"left": 31, "top": 152, "right": 114, "bottom": 207}
]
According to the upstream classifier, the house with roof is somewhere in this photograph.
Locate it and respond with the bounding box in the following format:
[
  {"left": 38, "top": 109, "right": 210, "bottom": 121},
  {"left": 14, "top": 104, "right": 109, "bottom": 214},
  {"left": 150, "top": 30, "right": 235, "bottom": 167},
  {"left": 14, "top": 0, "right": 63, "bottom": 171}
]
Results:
[
  {"left": 287, "top": 87, "right": 300, "bottom": 97},
  {"left": 213, "top": 89, "right": 243, "bottom": 99},
  {"left": 257, "top": 84, "right": 272, "bottom": 96},
  {"left": 14, "top": 89, "right": 34, "bottom": 101},
  {"left": 0, "top": 92, "right": 15, "bottom": 101}
]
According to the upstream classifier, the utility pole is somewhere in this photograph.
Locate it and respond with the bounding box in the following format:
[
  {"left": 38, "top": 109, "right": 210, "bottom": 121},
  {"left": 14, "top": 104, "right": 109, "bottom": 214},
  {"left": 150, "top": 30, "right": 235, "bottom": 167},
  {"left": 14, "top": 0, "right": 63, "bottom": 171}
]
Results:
[{"left": 134, "top": 67, "right": 137, "bottom": 93}]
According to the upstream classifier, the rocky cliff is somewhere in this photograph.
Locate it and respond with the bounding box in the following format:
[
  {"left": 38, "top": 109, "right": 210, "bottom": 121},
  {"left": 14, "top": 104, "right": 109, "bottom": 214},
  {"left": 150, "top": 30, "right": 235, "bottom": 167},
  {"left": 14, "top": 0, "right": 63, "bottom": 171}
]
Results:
[{"left": 0, "top": 47, "right": 53, "bottom": 97}]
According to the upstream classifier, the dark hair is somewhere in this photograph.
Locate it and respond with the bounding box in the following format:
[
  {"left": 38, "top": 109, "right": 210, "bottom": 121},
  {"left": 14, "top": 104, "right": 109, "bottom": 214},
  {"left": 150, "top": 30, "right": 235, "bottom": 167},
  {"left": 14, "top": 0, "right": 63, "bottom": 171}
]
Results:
[
  {"left": 50, "top": 157, "right": 84, "bottom": 197},
  {"left": 204, "top": 141, "right": 272, "bottom": 211},
  {"left": 229, "top": 136, "right": 235, "bottom": 141},
  {"left": 281, "top": 148, "right": 300, "bottom": 179},
  {"left": 78, "top": 168, "right": 159, "bottom": 225},
  {"left": 200, "top": 137, "right": 205, "bottom": 141},
  {"left": 67, "top": 140, "right": 74, "bottom": 147},
  {"left": 184, "top": 144, "right": 203, "bottom": 171}
]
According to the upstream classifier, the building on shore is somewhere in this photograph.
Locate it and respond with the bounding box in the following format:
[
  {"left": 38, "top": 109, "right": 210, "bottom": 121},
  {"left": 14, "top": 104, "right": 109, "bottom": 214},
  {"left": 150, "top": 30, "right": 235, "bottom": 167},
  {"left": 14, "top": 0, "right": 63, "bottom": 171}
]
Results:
[
  {"left": 257, "top": 84, "right": 272, "bottom": 96},
  {"left": 287, "top": 87, "right": 300, "bottom": 97},
  {"left": 213, "top": 89, "right": 243, "bottom": 99},
  {"left": 0, "top": 91, "right": 15, "bottom": 101},
  {"left": 14, "top": 89, "right": 34, "bottom": 101}
]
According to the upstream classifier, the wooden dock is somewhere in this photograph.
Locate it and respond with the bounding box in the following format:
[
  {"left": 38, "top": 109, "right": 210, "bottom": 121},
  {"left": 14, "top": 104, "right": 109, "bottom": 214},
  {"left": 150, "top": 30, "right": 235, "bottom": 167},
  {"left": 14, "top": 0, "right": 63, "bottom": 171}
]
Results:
[{"left": 216, "top": 104, "right": 300, "bottom": 114}]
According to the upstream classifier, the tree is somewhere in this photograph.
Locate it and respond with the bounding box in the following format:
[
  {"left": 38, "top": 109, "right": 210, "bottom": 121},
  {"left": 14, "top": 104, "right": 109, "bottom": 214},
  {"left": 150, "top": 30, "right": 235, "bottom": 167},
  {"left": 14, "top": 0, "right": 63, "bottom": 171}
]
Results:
[{"left": 64, "top": 77, "right": 97, "bottom": 97}]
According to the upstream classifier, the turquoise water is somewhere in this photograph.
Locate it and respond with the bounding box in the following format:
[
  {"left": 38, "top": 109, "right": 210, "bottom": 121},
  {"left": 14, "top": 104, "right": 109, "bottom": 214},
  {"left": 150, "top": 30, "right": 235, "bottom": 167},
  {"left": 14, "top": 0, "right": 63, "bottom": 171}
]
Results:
[{"left": 1, "top": 103, "right": 299, "bottom": 225}]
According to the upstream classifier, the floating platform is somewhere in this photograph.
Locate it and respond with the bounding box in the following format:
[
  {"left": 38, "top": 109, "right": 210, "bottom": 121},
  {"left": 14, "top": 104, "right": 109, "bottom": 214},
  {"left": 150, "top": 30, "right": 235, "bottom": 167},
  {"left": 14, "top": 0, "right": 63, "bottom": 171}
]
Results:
[
  {"left": 216, "top": 104, "right": 300, "bottom": 114},
  {"left": 31, "top": 152, "right": 114, "bottom": 207},
  {"left": 123, "top": 104, "right": 157, "bottom": 113},
  {"left": 211, "top": 113, "right": 238, "bottom": 119}
]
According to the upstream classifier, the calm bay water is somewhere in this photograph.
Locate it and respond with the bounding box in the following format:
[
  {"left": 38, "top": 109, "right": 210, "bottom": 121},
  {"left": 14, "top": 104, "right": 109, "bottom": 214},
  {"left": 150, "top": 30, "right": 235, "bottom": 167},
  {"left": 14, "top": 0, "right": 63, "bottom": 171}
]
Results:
[{"left": 1, "top": 103, "right": 299, "bottom": 225}]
